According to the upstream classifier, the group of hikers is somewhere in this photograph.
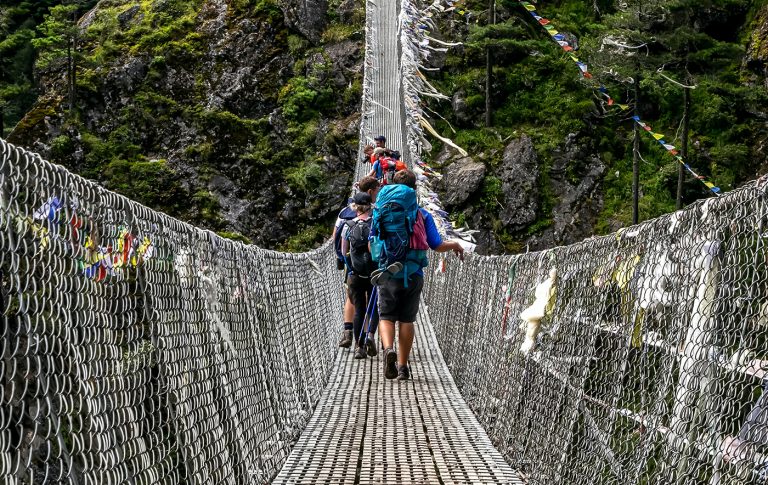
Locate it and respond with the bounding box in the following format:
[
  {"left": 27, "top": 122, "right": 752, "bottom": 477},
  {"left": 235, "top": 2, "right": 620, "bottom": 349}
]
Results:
[{"left": 333, "top": 135, "right": 464, "bottom": 381}]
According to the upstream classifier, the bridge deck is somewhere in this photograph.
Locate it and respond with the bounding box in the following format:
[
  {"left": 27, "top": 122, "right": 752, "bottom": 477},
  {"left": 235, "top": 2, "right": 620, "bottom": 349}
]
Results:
[{"left": 272, "top": 308, "right": 524, "bottom": 484}]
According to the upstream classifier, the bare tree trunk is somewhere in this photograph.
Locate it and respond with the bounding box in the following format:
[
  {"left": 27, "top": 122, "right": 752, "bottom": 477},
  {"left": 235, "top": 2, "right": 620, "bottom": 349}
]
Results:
[
  {"left": 67, "top": 43, "right": 73, "bottom": 112},
  {"left": 632, "top": 74, "right": 640, "bottom": 225},
  {"left": 484, "top": 0, "right": 495, "bottom": 127},
  {"left": 676, "top": 86, "right": 690, "bottom": 210}
]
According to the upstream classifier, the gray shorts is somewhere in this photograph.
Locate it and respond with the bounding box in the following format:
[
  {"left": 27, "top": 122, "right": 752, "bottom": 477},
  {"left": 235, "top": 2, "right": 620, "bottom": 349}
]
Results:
[{"left": 377, "top": 274, "right": 423, "bottom": 323}]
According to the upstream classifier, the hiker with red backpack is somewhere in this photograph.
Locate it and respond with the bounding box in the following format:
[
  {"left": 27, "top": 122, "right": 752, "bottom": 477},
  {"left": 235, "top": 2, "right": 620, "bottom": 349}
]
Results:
[
  {"left": 335, "top": 176, "right": 381, "bottom": 348},
  {"left": 367, "top": 147, "right": 394, "bottom": 184},
  {"left": 340, "top": 191, "right": 380, "bottom": 359},
  {"left": 370, "top": 169, "right": 464, "bottom": 380}
]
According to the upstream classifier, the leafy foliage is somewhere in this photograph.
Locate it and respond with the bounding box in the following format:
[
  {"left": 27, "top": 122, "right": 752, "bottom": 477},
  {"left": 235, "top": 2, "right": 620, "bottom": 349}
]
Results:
[{"left": 427, "top": 0, "right": 768, "bottom": 250}]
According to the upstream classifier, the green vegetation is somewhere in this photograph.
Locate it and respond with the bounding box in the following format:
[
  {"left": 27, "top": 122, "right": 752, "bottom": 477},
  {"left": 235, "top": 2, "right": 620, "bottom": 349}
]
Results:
[
  {"left": 428, "top": 0, "right": 768, "bottom": 250},
  {"left": 4, "top": 0, "right": 365, "bottom": 251},
  {"left": 277, "top": 223, "right": 329, "bottom": 252}
]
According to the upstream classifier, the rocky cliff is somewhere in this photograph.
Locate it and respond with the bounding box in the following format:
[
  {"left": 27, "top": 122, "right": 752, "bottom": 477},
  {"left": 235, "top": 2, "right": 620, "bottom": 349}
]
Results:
[{"left": 9, "top": 0, "right": 365, "bottom": 249}]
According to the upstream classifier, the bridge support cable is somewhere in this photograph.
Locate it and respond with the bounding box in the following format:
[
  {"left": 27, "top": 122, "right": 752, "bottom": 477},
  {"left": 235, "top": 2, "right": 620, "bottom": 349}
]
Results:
[
  {"left": 0, "top": 138, "right": 343, "bottom": 484},
  {"left": 425, "top": 181, "right": 768, "bottom": 484}
]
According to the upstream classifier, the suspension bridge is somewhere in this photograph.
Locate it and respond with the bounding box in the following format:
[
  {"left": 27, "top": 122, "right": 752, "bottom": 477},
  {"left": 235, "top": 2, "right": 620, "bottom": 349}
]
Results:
[{"left": 2, "top": 0, "right": 768, "bottom": 484}]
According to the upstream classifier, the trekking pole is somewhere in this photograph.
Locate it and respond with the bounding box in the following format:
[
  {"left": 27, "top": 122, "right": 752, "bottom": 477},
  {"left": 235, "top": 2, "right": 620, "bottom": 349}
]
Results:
[
  {"left": 359, "top": 286, "right": 378, "bottom": 345},
  {"left": 365, "top": 287, "right": 378, "bottom": 336}
]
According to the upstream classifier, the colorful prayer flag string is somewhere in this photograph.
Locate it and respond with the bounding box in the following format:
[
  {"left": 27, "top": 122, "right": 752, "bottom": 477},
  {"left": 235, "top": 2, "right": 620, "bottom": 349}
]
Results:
[
  {"left": 519, "top": 1, "right": 592, "bottom": 79},
  {"left": 518, "top": 0, "right": 722, "bottom": 196},
  {"left": 631, "top": 116, "right": 720, "bottom": 195}
]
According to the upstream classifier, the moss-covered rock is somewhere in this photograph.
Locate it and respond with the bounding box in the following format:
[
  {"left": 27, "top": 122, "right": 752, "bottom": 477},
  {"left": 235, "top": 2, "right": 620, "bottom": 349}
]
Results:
[{"left": 9, "top": 0, "right": 365, "bottom": 250}]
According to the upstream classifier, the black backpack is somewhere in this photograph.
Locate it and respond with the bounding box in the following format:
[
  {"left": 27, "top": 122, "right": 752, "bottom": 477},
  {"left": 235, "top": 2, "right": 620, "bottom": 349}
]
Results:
[{"left": 345, "top": 218, "right": 374, "bottom": 277}]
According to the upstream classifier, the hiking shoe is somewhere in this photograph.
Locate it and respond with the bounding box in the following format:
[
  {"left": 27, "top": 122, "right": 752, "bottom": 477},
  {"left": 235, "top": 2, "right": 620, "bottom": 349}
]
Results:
[
  {"left": 397, "top": 364, "right": 411, "bottom": 381},
  {"left": 383, "top": 348, "right": 398, "bottom": 379},
  {"left": 338, "top": 330, "right": 353, "bottom": 348},
  {"left": 354, "top": 346, "right": 367, "bottom": 359},
  {"left": 370, "top": 262, "right": 403, "bottom": 286},
  {"left": 370, "top": 268, "right": 384, "bottom": 286},
  {"left": 365, "top": 334, "right": 378, "bottom": 357}
]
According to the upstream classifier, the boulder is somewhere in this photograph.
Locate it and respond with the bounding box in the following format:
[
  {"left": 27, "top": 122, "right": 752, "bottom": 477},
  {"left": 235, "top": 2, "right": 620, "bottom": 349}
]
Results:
[
  {"left": 279, "top": 0, "right": 328, "bottom": 44},
  {"left": 440, "top": 157, "right": 485, "bottom": 208}
]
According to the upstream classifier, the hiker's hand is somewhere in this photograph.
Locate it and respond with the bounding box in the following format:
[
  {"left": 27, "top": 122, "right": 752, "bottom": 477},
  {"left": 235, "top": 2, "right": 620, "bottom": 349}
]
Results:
[{"left": 452, "top": 242, "right": 465, "bottom": 261}]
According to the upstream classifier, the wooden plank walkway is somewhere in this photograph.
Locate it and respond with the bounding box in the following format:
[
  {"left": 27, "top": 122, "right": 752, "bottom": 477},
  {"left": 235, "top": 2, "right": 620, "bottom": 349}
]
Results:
[{"left": 272, "top": 308, "right": 524, "bottom": 484}]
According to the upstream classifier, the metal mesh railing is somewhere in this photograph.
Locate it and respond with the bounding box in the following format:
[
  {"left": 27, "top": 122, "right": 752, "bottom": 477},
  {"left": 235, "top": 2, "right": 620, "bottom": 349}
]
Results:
[
  {"left": 425, "top": 180, "right": 768, "bottom": 485},
  {"left": 0, "top": 138, "right": 343, "bottom": 484}
]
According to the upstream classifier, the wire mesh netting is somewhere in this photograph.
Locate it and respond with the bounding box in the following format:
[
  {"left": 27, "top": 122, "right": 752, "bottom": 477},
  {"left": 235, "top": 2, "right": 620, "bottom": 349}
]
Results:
[
  {"left": 0, "top": 139, "right": 343, "bottom": 484},
  {"left": 425, "top": 180, "right": 768, "bottom": 485}
]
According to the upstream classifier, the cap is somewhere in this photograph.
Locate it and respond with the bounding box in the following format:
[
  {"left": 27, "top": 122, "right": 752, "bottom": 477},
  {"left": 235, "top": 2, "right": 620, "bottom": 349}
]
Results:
[
  {"left": 353, "top": 191, "right": 372, "bottom": 205},
  {"left": 373, "top": 147, "right": 387, "bottom": 156},
  {"left": 374, "top": 135, "right": 386, "bottom": 142}
]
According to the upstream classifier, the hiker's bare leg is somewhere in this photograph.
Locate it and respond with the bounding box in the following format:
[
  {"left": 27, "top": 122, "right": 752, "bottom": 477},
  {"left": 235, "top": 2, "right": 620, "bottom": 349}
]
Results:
[
  {"left": 398, "top": 322, "right": 414, "bottom": 366},
  {"left": 380, "top": 319, "right": 396, "bottom": 349},
  {"left": 344, "top": 296, "right": 354, "bottom": 322}
]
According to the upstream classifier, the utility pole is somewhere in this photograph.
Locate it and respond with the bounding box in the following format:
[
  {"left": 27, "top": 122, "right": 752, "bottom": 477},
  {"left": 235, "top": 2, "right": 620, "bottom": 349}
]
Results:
[
  {"left": 632, "top": 73, "right": 640, "bottom": 225},
  {"left": 484, "top": 0, "right": 495, "bottom": 127}
]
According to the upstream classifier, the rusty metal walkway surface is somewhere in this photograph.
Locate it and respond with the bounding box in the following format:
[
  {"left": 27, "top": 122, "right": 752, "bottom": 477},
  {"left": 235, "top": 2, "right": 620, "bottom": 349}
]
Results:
[{"left": 272, "top": 308, "right": 525, "bottom": 484}]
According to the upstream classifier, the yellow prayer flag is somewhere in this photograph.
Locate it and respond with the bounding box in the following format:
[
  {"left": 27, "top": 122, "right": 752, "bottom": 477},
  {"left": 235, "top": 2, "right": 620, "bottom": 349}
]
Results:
[{"left": 652, "top": 133, "right": 664, "bottom": 140}]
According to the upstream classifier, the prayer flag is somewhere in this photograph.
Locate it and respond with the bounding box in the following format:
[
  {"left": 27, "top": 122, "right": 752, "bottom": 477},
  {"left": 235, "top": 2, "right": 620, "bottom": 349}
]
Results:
[{"left": 653, "top": 133, "right": 664, "bottom": 140}]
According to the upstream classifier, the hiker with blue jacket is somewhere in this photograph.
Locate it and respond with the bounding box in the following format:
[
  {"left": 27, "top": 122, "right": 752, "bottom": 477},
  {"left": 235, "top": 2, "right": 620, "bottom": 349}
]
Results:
[
  {"left": 370, "top": 169, "right": 464, "bottom": 380},
  {"left": 340, "top": 191, "right": 380, "bottom": 359}
]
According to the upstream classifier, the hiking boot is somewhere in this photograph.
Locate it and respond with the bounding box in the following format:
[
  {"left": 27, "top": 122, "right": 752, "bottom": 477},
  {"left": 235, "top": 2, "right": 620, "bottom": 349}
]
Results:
[
  {"left": 397, "top": 364, "right": 411, "bottom": 381},
  {"left": 370, "top": 262, "right": 403, "bottom": 286},
  {"left": 338, "top": 330, "right": 353, "bottom": 348},
  {"left": 383, "top": 348, "right": 398, "bottom": 379},
  {"left": 354, "top": 346, "right": 367, "bottom": 359},
  {"left": 365, "top": 334, "right": 378, "bottom": 357}
]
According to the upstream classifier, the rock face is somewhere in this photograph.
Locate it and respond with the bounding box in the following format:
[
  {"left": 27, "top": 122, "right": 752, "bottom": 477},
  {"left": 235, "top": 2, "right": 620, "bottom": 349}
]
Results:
[
  {"left": 499, "top": 135, "right": 540, "bottom": 230},
  {"left": 440, "top": 156, "right": 485, "bottom": 208},
  {"left": 745, "top": 5, "right": 768, "bottom": 88},
  {"left": 9, "top": 0, "right": 363, "bottom": 249},
  {"left": 279, "top": 0, "right": 328, "bottom": 44},
  {"left": 526, "top": 133, "right": 605, "bottom": 251}
]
